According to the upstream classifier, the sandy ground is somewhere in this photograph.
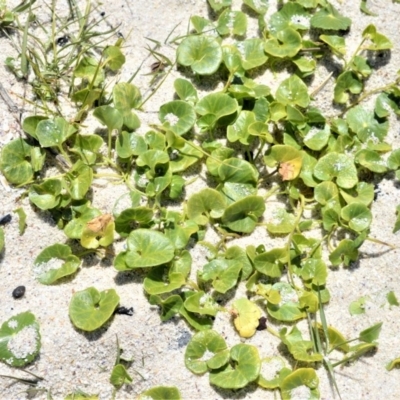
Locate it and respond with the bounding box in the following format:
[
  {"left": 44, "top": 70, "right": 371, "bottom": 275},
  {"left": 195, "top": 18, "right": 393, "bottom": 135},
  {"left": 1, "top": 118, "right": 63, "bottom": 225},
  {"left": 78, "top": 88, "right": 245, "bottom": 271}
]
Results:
[{"left": 1, "top": 0, "right": 400, "bottom": 399}]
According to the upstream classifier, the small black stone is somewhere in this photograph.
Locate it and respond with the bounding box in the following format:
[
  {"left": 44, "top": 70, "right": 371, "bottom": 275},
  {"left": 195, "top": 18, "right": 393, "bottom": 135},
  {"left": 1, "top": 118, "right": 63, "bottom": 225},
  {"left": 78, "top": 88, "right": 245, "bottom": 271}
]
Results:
[
  {"left": 12, "top": 285, "right": 26, "bottom": 299},
  {"left": 100, "top": 11, "right": 105, "bottom": 16},
  {"left": 256, "top": 316, "right": 267, "bottom": 331},
  {"left": 56, "top": 36, "right": 69, "bottom": 46},
  {"left": 114, "top": 306, "right": 134, "bottom": 316},
  {"left": 0, "top": 214, "right": 12, "bottom": 225}
]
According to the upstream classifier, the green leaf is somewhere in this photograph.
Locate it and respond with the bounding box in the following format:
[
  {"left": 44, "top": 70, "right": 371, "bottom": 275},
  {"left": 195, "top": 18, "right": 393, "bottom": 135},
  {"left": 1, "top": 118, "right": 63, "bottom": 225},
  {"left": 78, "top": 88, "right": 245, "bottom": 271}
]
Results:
[
  {"left": 341, "top": 202, "right": 372, "bottom": 232},
  {"left": 183, "top": 291, "right": 218, "bottom": 316},
  {"left": 257, "top": 357, "right": 287, "bottom": 389},
  {"left": 69, "top": 287, "right": 119, "bottom": 331},
  {"left": 349, "top": 295, "right": 368, "bottom": 315},
  {"left": 0, "top": 311, "right": 41, "bottom": 367},
  {"left": 280, "top": 368, "right": 320, "bottom": 400},
  {"left": 268, "top": 3, "right": 310, "bottom": 33},
  {"left": 346, "top": 105, "right": 388, "bottom": 143},
  {"left": 310, "top": 4, "right": 351, "bottom": 30},
  {"left": 177, "top": 36, "right": 222, "bottom": 75},
  {"left": 265, "top": 145, "right": 303, "bottom": 181},
  {"left": 159, "top": 100, "right": 196, "bottom": 135},
  {"left": 104, "top": 45, "right": 126, "bottom": 71},
  {"left": 360, "top": 0, "right": 377, "bottom": 16},
  {"left": 187, "top": 188, "right": 226, "bottom": 225},
  {"left": 14, "top": 207, "right": 27, "bottom": 235},
  {"left": 209, "top": 344, "right": 261, "bottom": 389},
  {"left": 355, "top": 149, "right": 387, "bottom": 173},
  {"left": 93, "top": 106, "right": 123, "bottom": 131},
  {"left": 121, "top": 229, "right": 175, "bottom": 269},
  {"left": 74, "top": 56, "right": 104, "bottom": 86},
  {"left": 138, "top": 386, "right": 181, "bottom": 400},
  {"left": 386, "top": 358, "right": 400, "bottom": 371},
  {"left": 359, "top": 322, "right": 382, "bottom": 343},
  {"left": 22, "top": 115, "right": 47, "bottom": 140},
  {"left": 340, "top": 182, "right": 374, "bottom": 206},
  {"left": 64, "top": 202, "right": 101, "bottom": 239},
  {"left": 236, "top": 38, "right": 268, "bottom": 70},
  {"left": 200, "top": 258, "right": 242, "bottom": 293},
  {"left": 36, "top": 117, "right": 77, "bottom": 147},
  {"left": 266, "top": 209, "right": 295, "bottom": 235},
  {"left": 320, "top": 34, "right": 346, "bottom": 56},
  {"left": 221, "top": 196, "right": 265, "bottom": 233},
  {"left": 0, "top": 227, "right": 4, "bottom": 252},
  {"left": 114, "top": 207, "right": 153, "bottom": 236},
  {"left": 116, "top": 131, "right": 147, "bottom": 159},
  {"left": 0, "top": 139, "right": 44, "bottom": 185},
  {"left": 72, "top": 134, "right": 103, "bottom": 165},
  {"left": 184, "top": 330, "right": 229, "bottom": 374},
  {"left": 29, "top": 179, "right": 63, "bottom": 210},
  {"left": 334, "top": 71, "right": 363, "bottom": 104},
  {"left": 314, "top": 152, "right": 358, "bottom": 189},
  {"left": 276, "top": 75, "right": 310, "bottom": 108},
  {"left": 174, "top": 78, "right": 198, "bottom": 104},
  {"left": 81, "top": 214, "right": 115, "bottom": 249},
  {"left": 113, "top": 82, "right": 141, "bottom": 130},
  {"left": 66, "top": 161, "right": 93, "bottom": 200},
  {"left": 143, "top": 265, "right": 186, "bottom": 295},
  {"left": 227, "top": 111, "right": 256, "bottom": 145},
  {"left": 217, "top": 10, "right": 247, "bottom": 36},
  {"left": 255, "top": 247, "right": 288, "bottom": 278},
  {"left": 110, "top": 364, "right": 132, "bottom": 388},
  {"left": 280, "top": 326, "right": 323, "bottom": 362},
  {"left": 218, "top": 157, "right": 258, "bottom": 184},
  {"left": 207, "top": 0, "right": 231, "bottom": 11},
  {"left": 387, "top": 291, "right": 399, "bottom": 306},
  {"left": 303, "top": 125, "right": 330, "bottom": 151},
  {"left": 363, "top": 24, "right": 392, "bottom": 50},
  {"left": 232, "top": 298, "right": 262, "bottom": 338},
  {"left": 264, "top": 28, "right": 302, "bottom": 58},
  {"left": 33, "top": 243, "right": 80, "bottom": 284},
  {"left": 267, "top": 283, "right": 306, "bottom": 322},
  {"left": 243, "top": 0, "right": 268, "bottom": 14}
]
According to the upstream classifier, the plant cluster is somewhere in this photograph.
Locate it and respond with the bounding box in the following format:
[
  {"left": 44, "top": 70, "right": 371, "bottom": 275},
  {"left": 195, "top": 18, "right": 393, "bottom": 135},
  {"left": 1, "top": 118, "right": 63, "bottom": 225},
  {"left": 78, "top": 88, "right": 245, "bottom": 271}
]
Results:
[{"left": 1, "top": 0, "right": 400, "bottom": 399}]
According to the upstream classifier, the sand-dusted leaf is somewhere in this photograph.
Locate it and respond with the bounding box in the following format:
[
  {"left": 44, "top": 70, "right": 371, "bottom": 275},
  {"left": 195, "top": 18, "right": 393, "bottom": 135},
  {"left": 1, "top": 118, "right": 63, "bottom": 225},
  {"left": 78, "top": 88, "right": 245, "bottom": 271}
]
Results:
[
  {"left": 232, "top": 298, "right": 262, "bottom": 338},
  {"left": 200, "top": 258, "right": 242, "bottom": 293},
  {"left": 143, "top": 265, "right": 186, "bottom": 295},
  {"left": 174, "top": 78, "right": 198, "bottom": 104},
  {"left": 355, "top": 149, "right": 387, "bottom": 173},
  {"left": 159, "top": 100, "right": 196, "bottom": 136},
  {"left": 243, "top": 0, "right": 268, "bottom": 14},
  {"left": 209, "top": 344, "right": 261, "bottom": 389},
  {"left": 237, "top": 38, "right": 268, "bottom": 70},
  {"left": 29, "top": 178, "right": 63, "bottom": 210},
  {"left": 314, "top": 152, "right": 358, "bottom": 189},
  {"left": 334, "top": 71, "right": 363, "bottom": 104},
  {"left": 347, "top": 105, "right": 388, "bottom": 143},
  {"left": 187, "top": 188, "right": 226, "bottom": 225},
  {"left": 36, "top": 117, "right": 77, "bottom": 147},
  {"left": 221, "top": 196, "right": 265, "bottom": 233},
  {"left": 0, "top": 139, "right": 44, "bottom": 184},
  {"left": 257, "top": 357, "right": 287, "bottom": 389},
  {"left": 268, "top": 3, "right": 310, "bottom": 32},
  {"left": 0, "top": 311, "right": 41, "bottom": 367},
  {"left": 267, "top": 283, "right": 306, "bottom": 321},
  {"left": 69, "top": 287, "right": 119, "bottom": 331},
  {"left": 73, "top": 134, "right": 103, "bottom": 165},
  {"left": 303, "top": 125, "right": 330, "bottom": 151},
  {"left": 184, "top": 291, "right": 219, "bottom": 316},
  {"left": 217, "top": 10, "right": 247, "bottom": 36},
  {"left": 177, "top": 36, "right": 222, "bottom": 75},
  {"left": 311, "top": 4, "right": 351, "bottom": 30},
  {"left": 110, "top": 364, "right": 132, "bottom": 388},
  {"left": 123, "top": 229, "right": 174, "bottom": 268},
  {"left": 33, "top": 243, "right": 80, "bottom": 284},
  {"left": 276, "top": 75, "right": 309, "bottom": 108},
  {"left": 280, "top": 368, "right": 320, "bottom": 399},
  {"left": 266, "top": 209, "right": 295, "bottom": 235},
  {"left": 184, "top": 330, "right": 229, "bottom": 374},
  {"left": 138, "top": 386, "right": 182, "bottom": 400},
  {"left": 93, "top": 106, "right": 123, "bottom": 131},
  {"left": 264, "top": 28, "right": 302, "bottom": 58}
]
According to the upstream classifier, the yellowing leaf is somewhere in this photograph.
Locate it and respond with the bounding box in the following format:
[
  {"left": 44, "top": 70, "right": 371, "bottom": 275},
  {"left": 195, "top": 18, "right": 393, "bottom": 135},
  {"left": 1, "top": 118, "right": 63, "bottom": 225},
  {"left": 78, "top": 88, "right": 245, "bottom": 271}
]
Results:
[{"left": 232, "top": 298, "right": 262, "bottom": 338}]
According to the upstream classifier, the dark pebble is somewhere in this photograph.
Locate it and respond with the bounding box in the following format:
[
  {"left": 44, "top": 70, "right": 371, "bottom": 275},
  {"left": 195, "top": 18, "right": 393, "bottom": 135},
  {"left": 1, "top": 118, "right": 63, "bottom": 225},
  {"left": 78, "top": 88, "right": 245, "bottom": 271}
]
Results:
[
  {"left": 0, "top": 214, "right": 12, "bottom": 225},
  {"left": 12, "top": 285, "right": 26, "bottom": 299},
  {"left": 256, "top": 316, "right": 267, "bottom": 331},
  {"left": 114, "top": 306, "right": 134, "bottom": 316},
  {"left": 56, "top": 35, "right": 69, "bottom": 46}
]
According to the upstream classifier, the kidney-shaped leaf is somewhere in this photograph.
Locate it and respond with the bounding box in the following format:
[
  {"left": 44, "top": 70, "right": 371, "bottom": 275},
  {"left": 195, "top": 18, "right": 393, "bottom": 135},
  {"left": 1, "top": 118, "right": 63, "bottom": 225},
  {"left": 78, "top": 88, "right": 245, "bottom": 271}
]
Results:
[
  {"left": 177, "top": 35, "right": 222, "bottom": 75},
  {"left": 33, "top": 243, "right": 80, "bottom": 284},
  {"left": 0, "top": 311, "right": 41, "bottom": 367},
  {"left": 232, "top": 298, "right": 262, "bottom": 338},
  {"left": 187, "top": 188, "right": 226, "bottom": 225},
  {"left": 264, "top": 28, "right": 302, "bottom": 58},
  {"left": 69, "top": 287, "right": 120, "bottom": 331},
  {"left": 209, "top": 344, "right": 261, "bottom": 389},
  {"left": 124, "top": 229, "right": 175, "bottom": 268},
  {"left": 280, "top": 368, "right": 320, "bottom": 400},
  {"left": 184, "top": 329, "right": 229, "bottom": 374},
  {"left": 341, "top": 203, "right": 372, "bottom": 232},
  {"left": 159, "top": 100, "right": 196, "bottom": 136},
  {"left": 276, "top": 75, "right": 310, "bottom": 108},
  {"left": 36, "top": 117, "right": 77, "bottom": 147}
]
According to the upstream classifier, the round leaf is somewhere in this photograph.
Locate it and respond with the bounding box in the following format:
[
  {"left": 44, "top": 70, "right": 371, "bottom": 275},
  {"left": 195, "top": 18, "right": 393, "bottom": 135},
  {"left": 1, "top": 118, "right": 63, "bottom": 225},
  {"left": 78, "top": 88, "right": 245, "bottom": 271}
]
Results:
[
  {"left": 0, "top": 312, "right": 41, "bottom": 367},
  {"left": 177, "top": 36, "right": 222, "bottom": 75},
  {"left": 69, "top": 287, "right": 120, "bottom": 331},
  {"left": 209, "top": 344, "right": 261, "bottom": 389},
  {"left": 232, "top": 298, "right": 262, "bottom": 338},
  {"left": 236, "top": 38, "right": 268, "bottom": 70},
  {"left": 276, "top": 75, "right": 310, "bottom": 108},
  {"left": 159, "top": 100, "right": 196, "bottom": 136},
  {"left": 341, "top": 203, "right": 372, "bottom": 232},
  {"left": 33, "top": 243, "right": 80, "bottom": 284},
  {"left": 281, "top": 368, "right": 319, "bottom": 400},
  {"left": 125, "top": 229, "right": 175, "bottom": 268},
  {"left": 264, "top": 28, "right": 302, "bottom": 58}
]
